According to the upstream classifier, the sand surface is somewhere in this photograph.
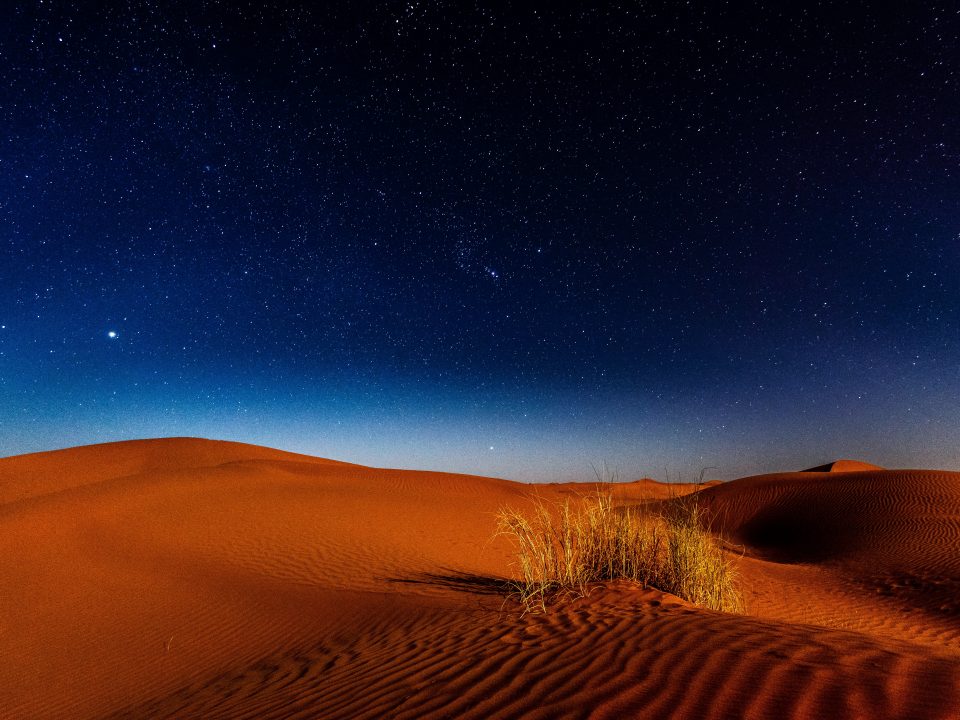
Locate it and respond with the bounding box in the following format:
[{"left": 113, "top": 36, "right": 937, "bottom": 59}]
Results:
[{"left": 1, "top": 438, "right": 958, "bottom": 718}]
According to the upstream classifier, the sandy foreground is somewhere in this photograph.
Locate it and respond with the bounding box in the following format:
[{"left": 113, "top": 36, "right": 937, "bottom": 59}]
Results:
[{"left": 0, "top": 438, "right": 958, "bottom": 719}]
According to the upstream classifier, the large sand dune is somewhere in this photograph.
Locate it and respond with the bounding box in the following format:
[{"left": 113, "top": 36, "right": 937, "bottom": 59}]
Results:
[{"left": 1, "top": 439, "right": 958, "bottom": 718}]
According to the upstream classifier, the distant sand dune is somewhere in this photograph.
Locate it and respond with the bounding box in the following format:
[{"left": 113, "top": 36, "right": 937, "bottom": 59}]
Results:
[
  {"left": 1, "top": 440, "right": 958, "bottom": 719},
  {"left": 802, "top": 459, "right": 886, "bottom": 473}
]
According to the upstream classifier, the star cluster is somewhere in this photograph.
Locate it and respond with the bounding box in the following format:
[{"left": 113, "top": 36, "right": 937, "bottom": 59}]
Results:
[{"left": 1, "top": 2, "right": 958, "bottom": 479}]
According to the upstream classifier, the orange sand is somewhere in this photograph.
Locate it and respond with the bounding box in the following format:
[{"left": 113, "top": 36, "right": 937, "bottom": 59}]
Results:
[{"left": 1, "top": 438, "right": 958, "bottom": 718}]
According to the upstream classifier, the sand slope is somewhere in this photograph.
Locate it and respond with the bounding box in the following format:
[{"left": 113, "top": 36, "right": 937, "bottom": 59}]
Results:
[
  {"left": 1, "top": 439, "right": 958, "bottom": 719},
  {"left": 699, "top": 467, "right": 960, "bottom": 650},
  {"left": 802, "top": 459, "right": 886, "bottom": 473}
]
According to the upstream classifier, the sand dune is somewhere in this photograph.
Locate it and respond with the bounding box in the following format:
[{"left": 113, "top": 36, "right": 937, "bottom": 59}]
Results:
[
  {"left": 1, "top": 439, "right": 958, "bottom": 719},
  {"left": 698, "top": 467, "right": 960, "bottom": 651},
  {"left": 802, "top": 459, "right": 886, "bottom": 473}
]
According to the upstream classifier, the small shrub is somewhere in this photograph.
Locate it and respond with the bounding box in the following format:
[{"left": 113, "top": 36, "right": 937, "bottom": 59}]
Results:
[
  {"left": 661, "top": 493, "right": 742, "bottom": 613},
  {"left": 496, "top": 483, "right": 741, "bottom": 614}
]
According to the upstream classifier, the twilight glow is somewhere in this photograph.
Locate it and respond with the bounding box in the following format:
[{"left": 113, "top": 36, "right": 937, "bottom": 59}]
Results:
[{"left": 1, "top": 3, "right": 958, "bottom": 480}]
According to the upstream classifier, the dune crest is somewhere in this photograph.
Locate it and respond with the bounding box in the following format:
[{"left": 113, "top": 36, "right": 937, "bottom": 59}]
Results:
[
  {"left": 802, "top": 459, "right": 885, "bottom": 473},
  {"left": 0, "top": 437, "right": 350, "bottom": 506},
  {"left": 1, "top": 439, "right": 958, "bottom": 719}
]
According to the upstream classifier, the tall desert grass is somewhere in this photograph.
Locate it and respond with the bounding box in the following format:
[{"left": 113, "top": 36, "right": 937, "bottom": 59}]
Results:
[{"left": 496, "top": 480, "right": 741, "bottom": 614}]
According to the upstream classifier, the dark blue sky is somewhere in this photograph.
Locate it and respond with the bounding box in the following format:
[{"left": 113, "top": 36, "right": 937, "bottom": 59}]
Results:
[{"left": 1, "top": 2, "right": 958, "bottom": 480}]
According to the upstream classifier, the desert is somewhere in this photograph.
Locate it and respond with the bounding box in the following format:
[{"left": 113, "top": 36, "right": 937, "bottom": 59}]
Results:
[
  {"left": 1, "top": 437, "right": 958, "bottom": 718},
  {"left": 5, "top": 2, "right": 957, "bottom": 718}
]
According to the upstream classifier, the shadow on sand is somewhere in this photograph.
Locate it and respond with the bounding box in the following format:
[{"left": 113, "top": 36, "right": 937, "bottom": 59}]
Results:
[{"left": 385, "top": 570, "right": 514, "bottom": 596}]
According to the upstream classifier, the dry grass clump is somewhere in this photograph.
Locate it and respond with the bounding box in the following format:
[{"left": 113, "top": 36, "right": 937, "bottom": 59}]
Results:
[
  {"left": 496, "top": 482, "right": 741, "bottom": 614},
  {"left": 660, "top": 493, "right": 742, "bottom": 613}
]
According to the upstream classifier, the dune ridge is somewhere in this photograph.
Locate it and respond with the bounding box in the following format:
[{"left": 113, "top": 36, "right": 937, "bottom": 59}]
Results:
[
  {"left": 0, "top": 437, "right": 350, "bottom": 507},
  {"left": 1, "top": 439, "right": 958, "bottom": 719},
  {"left": 802, "top": 459, "right": 886, "bottom": 473},
  {"left": 698, "top": 467, "right": 960, "bottom": 651}
]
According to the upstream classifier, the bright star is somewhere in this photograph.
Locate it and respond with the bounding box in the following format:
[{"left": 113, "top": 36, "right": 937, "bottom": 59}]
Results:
[{"left": 107, "top": 331, "right": 118, "bottom": 339}]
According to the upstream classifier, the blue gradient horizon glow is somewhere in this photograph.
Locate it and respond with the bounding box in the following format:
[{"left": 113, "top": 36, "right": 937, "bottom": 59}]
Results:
[
  {"left": 2, "top": 4, "right": 958, "bottom": 481},
  {"left": 2, "top": 340, "right": 958, "bottom": 481}
]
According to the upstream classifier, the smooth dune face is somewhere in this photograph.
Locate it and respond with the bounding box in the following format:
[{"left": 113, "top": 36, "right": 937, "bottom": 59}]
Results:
[
  {"left": 802, "top": 459, "right": 886, "bottom": 473},
  {"left": 702, "top": 468, "right": 960, "bottom": 570},
  {"left": 1, "top": 440, "right": 958, "bottom": 719},
  {"left": 698, "top": 468, "right": 960, "bottom": 650}
]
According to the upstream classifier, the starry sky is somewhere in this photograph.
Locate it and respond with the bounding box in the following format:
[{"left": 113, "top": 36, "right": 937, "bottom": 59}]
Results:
[{"left": 1, "top": 2, "right": 958, "bottom": 481}]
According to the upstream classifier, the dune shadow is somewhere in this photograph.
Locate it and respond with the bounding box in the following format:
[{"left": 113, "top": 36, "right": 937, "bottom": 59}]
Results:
[{"left": 385, "top": 570, "right": 514, "bottom": 596}]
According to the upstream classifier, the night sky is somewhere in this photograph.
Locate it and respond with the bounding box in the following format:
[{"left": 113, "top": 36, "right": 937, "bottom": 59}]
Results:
[{"left": 2, "top": 2, "right": 958, "bottom": 481}]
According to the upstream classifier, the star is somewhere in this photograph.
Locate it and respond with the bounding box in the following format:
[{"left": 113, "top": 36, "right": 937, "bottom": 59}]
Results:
[{"left": 107, "top": 331, "right": 118, "bottom": 339}]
